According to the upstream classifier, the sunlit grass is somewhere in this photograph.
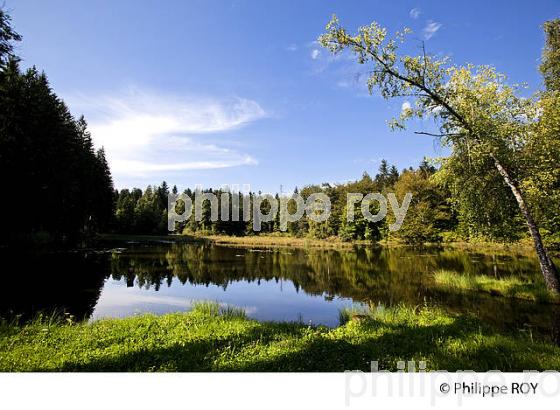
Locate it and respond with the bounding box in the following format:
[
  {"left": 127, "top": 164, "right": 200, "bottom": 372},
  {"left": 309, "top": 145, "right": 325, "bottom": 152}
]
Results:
[
  {"left": 192, "top": 301, "right": 246, "bottom": 319},
  {"left": 2, "top": 304, "right": 560, "bottom": 372},
  {"left": 193, "top": 233, "right": 369, "bottom": 248},
  {"left": 338, "top": 302, "right": 391, "bottom": 325},
  {"left": 434, "top": 269, "right": 559, "bottom": 303}
]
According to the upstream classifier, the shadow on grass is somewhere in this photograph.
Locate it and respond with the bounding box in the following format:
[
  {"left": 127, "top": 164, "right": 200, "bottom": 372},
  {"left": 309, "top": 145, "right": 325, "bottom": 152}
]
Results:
[
  {"left": 51, "top": 314, "right": 559, "bottom": 372},
  {"left": 56, "top": 321, "right": 314, "bottom": 372}
]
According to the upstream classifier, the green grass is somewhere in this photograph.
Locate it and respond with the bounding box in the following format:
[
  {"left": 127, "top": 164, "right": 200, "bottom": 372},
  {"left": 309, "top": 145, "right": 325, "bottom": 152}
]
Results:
[
  {"left": 196, "top": 233, "right": 370, "bottom": 249},
  {"left": 192, "top": 301, "right": 247, "bottom": 319},
  {"left": 1, "top": 302, "right": 559, "bottom": 372},
  {"left": 434, "top": 270, "right": 560, "bottom": 303}
]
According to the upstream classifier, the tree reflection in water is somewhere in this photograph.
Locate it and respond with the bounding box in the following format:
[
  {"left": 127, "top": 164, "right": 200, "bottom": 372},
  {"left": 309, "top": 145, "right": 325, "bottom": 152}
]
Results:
[{"left": 1, "top": 243, "right": 558, "bottom": 343}]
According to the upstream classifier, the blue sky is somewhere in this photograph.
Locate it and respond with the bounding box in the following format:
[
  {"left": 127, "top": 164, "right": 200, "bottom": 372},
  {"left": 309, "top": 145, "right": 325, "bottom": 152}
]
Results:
[{"left": 6, "top": 0, "right": 560, "bottom": 191}]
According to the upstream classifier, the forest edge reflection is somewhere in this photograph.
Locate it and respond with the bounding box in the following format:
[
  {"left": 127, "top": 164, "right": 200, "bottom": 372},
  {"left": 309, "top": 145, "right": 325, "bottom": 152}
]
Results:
[{"left": 1, "top": 239, "right": 558, "bottom": 343}]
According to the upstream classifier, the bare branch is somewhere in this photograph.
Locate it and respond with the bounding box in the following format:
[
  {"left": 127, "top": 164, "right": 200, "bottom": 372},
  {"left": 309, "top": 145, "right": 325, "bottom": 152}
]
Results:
[{"left": 414, "top": 131, "right": 464, "bottom": 138}]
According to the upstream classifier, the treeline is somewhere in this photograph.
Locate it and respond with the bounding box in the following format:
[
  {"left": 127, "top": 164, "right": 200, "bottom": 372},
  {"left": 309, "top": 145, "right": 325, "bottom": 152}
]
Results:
[
  {"left": 112, "top": 151, "right": 559, "bottom": 248},
  {"left": 0, "top": 10, "right": 114, "bottom": 246},
  {"left": 112, "top": 159, "right": 456, "bottom": 244},
  {"left": 113, "top": 183, "right": 171, "bottom": 235}
]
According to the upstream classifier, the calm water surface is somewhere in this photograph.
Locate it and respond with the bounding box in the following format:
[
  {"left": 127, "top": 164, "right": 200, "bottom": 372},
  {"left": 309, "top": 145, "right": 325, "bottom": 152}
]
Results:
[{"left": 1, "top": 241, "right": 558, "bottom": 337}]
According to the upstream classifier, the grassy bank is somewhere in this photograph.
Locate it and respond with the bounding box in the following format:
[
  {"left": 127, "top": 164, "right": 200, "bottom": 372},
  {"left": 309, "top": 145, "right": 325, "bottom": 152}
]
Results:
[
  {"left": 97, "top": 233, "right": 542, "bottom": 255},
  {"left": 1, "top": 303, "right": 559, "bottom": 372},
  {"left": 98, "top": 233, "right": 370, "bottom": 248},
  {"left": 195, "top": 234, "right": 371, "bottom": 248},
  {"left": 193, "top": 233, "right": 539, "bottom": 252},
  {"left": 434, "top": 270, "right": 560, "bottom": 304},
  {"left": 96, "top": 233, "right": 368, "bottom": 249}
]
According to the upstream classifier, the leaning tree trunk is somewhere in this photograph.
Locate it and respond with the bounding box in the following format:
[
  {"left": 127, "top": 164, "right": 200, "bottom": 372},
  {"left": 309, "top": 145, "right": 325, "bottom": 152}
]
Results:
[{"left": 491, "top": 154, "right": 560, "bottom": 293}]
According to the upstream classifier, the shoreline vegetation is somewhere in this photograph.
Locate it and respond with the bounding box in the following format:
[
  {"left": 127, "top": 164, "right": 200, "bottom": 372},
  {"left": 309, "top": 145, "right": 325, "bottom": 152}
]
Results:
[
  {"left": 98, "top": 232, "right": 540, "bottom": 254},
  {"left": 1, "top": 302, "right": 559, "bottom": 372},
  {"left": 433, "top": 270, "right": 560, "bottom": 304},
  {"left": 201, "top": 235, "right": 543, "bottom": 255}
]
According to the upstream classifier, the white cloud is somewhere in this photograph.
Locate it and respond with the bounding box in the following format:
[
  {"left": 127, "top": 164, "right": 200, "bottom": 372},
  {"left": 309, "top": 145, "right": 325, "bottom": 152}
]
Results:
[
  {"left": 409, "top": 8, "right": 421, "bottom": 19},
  {"left": 286, "top": 44, "right": 298, "bottom": 51},
  {"left": 68, "top": 88, "right": 265, "bottom": 186},
  {"left": 401, "top": 101, "right": 412, "bottom": 113},
  {"left": 111, "top": 155, "right": 258, "bottom": 174},
  {"left": 423, "top": 21, "right": 442, "bottom": 40},
  {"left": 430, "top": 105, "right": 443, "bottom": 116},
  {"left": 310, "top": 49, "right": 320, "bottom": 60}
]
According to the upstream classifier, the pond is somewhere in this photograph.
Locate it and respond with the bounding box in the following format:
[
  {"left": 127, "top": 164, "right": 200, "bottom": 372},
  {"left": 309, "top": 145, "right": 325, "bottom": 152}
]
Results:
[{"left": 1, "top": 240, "right": 558, "bottom": 340}]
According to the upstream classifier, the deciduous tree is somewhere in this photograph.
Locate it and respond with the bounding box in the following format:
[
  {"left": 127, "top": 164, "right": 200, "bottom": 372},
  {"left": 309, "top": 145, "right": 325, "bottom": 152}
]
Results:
[{"left": 319, "top": 15, "right": 560, "bottom": 292}]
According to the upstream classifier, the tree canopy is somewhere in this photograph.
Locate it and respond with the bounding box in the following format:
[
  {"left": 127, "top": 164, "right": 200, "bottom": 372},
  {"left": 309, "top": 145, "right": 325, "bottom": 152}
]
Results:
[
  {"left": 0, "top": 9, "right": 21, "bottom": 65},
  {"left": 0, "top": 8, "right": 114, "bottom": 246},
  {"left": 541, "top": 19, "right": 560, "bottom": 92}
]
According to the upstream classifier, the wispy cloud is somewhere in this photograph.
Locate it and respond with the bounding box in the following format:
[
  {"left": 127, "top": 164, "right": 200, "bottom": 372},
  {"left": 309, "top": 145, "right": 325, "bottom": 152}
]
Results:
[
  {"left": 286, "top": 43, "right": 298, "bottom": 51},
  {"left": 409, "top": 8, "right": 421, "bottom": 19},
  {"left": 308, "top": 42, "right": 372, "bottom": 95},
  {"left": 423, "top": 21, "right": 442, "bottom": 40},
  {"left": 401, "top": 101, "right": 412, "bottom": 113},
  {"left": 110, "top": 149, "right": 259, "bottom": 175},
  {"left": 68, "top": 88, "right": 266, "bottom": 186}
]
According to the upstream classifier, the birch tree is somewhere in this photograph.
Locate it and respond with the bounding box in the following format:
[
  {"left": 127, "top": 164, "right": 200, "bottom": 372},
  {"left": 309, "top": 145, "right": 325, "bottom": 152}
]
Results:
[{"left": 319, "top": 15, "right": 560, "bottom": 292}]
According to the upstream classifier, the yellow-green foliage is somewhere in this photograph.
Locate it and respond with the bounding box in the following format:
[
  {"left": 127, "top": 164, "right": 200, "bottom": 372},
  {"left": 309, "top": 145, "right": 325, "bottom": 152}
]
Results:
[{"left": 434, "top": 270, "right": 559, "bottom": 303}]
